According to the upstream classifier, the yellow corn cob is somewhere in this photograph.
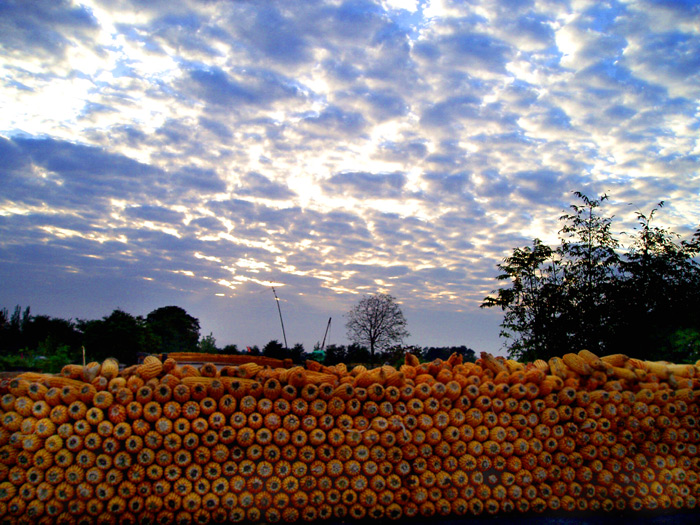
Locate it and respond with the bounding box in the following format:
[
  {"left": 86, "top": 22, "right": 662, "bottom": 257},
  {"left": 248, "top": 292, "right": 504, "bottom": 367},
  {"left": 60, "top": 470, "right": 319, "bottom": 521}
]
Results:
[
  {"left": 600, "top": 354, "right": 628, "bottom": 367},
  {"left": 15, "top": 372, "right": 48, "bottom": 384},
  {"left": 236, "top": 362, "right": 263, "bottom": 379},
  {"left": 667, "top": 364, "right": 695, "bottom": 378},
  {"left": 303, "top": 371, "right": 339, "bottom": 385},
  {"left": 562, "top": 353, "right": 593, "bottom": 376},
  {"left": 61, "top": 364, "right": 84, "bottom": 379},
  {"left": 632, "top": 368, "right": 648, "bottom": 381},
  {"left": 385, "top": 371, "right": 405, "bottom": 387},
  {"left": 644, "top": 361, "right": 670, "bottom": 380},
  {"left": 354, "top": 367, "right": 386, "bottom": 388},
  {"left": 82, "top": 361, "right": 102, "bottom": 383},
  {"left": 610, "top": 366, "right": 637, "bottom": 381},
  {"left": 44, "top": 376, "right": 85, "bottom": 389},
  {"left": 8, "top": 378, "right": 31, "bottom": 398},
  {"left": 333, "top": 384, "right": 354, "bottom": 399},
  {"left": 669, "top": 375, "right": 694, "bottom": 389},
  {"left": 180, "top": 375, "right": 254, "bottom": 388},
  {"left": 100, "top": 358, "right": 120, "bottom": 380},
  {"left": 577, "top": 349, "right": 600, "bottom": 363},
  {"left": 138, "top": 355, "right": 163, "bottom": 380},
  {"left": 351, "top": 365, "right": 368, "bottom": 377},
  {"left": 480, "top": 352, "right": 508, "bottom": 375},
  {"left": 676, "top": 388, "right": 695, "bottom": 402},
  {"left": 446, "top": 352, "right": 463, "bottom": 367},
  {"left": 533, "top": 359, "right": 549, "bottom": 372},
  {"left": 381, "top": 365, "right": 398, "bottom": 375},
  {"left": 505, "top": 359, "right": 525, "bottom": 373},
  {"left": 181, "top": 376, "right": 217, "bottom": 387},
  {"left": 179, "top": 364, "right": 201, "bottom": 377},
  {"left": 399, "top": 364, "right": 417, "bottom": 380},
  {"left": 548, "top": 357, "right": 568, "bottom": 379},
  {"left": 626, "top": 358, "right": 645, "bottom": 370},
  {"left": 305, "top": 360, "right": 322, "bottom": 372},
  {"left": 405, "top": 353, "right": 420, "bottom": 367},
  {"left": 542, "top": 374, "right": 564, "bottom": 391}
]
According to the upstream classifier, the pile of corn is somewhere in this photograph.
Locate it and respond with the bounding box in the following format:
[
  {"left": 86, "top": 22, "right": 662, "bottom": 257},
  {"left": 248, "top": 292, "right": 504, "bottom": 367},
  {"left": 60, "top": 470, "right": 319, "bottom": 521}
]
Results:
[{"left": 0, "top": 350, "right": 698, "bottom": 524}]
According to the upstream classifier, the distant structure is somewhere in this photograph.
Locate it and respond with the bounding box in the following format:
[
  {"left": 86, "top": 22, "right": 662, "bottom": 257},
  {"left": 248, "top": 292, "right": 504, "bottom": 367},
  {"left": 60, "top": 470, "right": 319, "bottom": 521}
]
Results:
[{"left": 270, "top": 285, "right": 288, "bottom": 350}]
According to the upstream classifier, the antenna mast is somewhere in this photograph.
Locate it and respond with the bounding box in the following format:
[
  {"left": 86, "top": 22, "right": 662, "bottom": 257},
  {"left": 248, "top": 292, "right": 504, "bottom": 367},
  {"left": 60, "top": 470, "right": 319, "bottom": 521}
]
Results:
[{"left": 271, "top": 285, "right": 288, "bottom": 349}]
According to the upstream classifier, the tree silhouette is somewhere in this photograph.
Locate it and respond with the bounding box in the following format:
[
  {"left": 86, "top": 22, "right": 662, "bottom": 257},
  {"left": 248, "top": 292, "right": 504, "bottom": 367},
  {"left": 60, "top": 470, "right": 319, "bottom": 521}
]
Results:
[
  {"left": 482, "top": 192, "right": 700, "bottom": 362},
  {"left": 345, "top": 293, "right": 409, "bottom": 360},
  {"left": 146, "top": 306, "right": 200, "bottom": 354},
  {"left": 79, "top": 309, "right": 152, "bottom": 364}
]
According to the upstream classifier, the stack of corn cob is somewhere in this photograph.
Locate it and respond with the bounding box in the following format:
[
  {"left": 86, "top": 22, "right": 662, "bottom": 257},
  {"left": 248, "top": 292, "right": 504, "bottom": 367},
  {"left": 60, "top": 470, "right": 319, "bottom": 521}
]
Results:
[{"left": 0, "top": 349, "right": 698, "bottom": 524}]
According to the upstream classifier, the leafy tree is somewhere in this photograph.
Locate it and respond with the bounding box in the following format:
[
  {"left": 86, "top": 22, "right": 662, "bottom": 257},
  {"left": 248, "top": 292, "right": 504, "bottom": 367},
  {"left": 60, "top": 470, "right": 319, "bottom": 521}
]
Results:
[
  {"left": 378, "top": 345, "right": 406, "bottom": 367},
  {"left": 146, "top": 306, "right": 200, "bottom": 354},
  {"left": 345, "top": 293, "right": 409, "bottom": 361},
  {"left": 404, "top": 345, "right": 424, "bottom": 363},
  {"left": 23, "top": 315, "right": 82, "bottom": 354},
  {"left": 617, "top": 203, "right": 700, "bottom": 359},
  {"left": 323, "top": 344, "right": 346, "bottom": 366},
  {"left": 482, "top": 192, "right": 700, "bottom": 361},
  {"left": 422, "top": 345, "right": 476, "bottom": 363},
  {"left": 0, "top": 344, "right": 76, "bottom": 373},
  {"left": 199, "top": 333, "right": 219, "bottom": 354},
  {"left": 263, "top": 340, "right": 286, "bottom": 360},
  {"left": 481, "top": 239, "right": 564, "bottom": 361},
  {"left": 290, "top": 343, "right": 305, "bottom": 364},
  {"left": 346, "top": 343, "right": 370, "bottom": 364},
  {"left": 557, "top": 192, "right": 621, "bottom": 352},
  {"left": 78, "top": 309, "right": 153, "bottom": 364},
  {"left": 663, "top": 328, "right": 700, "bottom": 364},
  {"left": 0, "top": 305, "right": 31, "bottom": 353},
  {"left": 220, "top": 344, "right": 240, "bottom": 354},
  {"left": 1, "top": 305, "right": 82, "bottom": 357}
]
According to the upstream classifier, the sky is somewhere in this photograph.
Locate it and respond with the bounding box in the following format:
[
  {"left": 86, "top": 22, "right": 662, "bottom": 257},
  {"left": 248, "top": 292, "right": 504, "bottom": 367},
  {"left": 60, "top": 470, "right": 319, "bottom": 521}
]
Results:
[{"left": 1, "top": 0, "right": 699, "bottom": 357}]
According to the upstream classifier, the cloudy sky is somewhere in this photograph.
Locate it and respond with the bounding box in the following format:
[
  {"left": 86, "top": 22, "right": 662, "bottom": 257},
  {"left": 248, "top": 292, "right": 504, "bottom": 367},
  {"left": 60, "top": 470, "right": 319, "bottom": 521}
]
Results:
[{"left": 1, "top": 0, "right": 699, "bottom": 355}]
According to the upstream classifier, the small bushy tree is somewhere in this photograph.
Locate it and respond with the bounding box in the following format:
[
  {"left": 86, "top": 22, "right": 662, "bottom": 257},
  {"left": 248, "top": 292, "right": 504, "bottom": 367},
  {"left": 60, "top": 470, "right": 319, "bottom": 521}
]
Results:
[{"left": 199, "top": 333, "right": 219, "bottom": 353}]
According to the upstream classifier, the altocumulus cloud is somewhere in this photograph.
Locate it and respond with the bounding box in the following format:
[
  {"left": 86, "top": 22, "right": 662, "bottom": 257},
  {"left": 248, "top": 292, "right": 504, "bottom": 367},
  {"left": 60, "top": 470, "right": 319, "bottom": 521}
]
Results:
[{"left": 1, "top": 0, "right": 699, "bottom": 353}]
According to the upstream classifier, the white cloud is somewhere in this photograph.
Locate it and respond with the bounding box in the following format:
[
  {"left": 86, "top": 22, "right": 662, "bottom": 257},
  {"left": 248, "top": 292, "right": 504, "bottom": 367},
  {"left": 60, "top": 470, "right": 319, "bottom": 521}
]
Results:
[{"left": 1, "top": 0, "right": 698, "bottom": 353}]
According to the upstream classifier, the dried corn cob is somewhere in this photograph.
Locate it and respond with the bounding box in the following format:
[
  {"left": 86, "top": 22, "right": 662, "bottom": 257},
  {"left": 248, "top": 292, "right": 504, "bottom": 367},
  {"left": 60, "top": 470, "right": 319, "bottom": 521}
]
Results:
[
  {"left": 562, "top": 353, "right": 593, "bottom": 376},
  {"left": 2, "top": 348, "right": 700, "bottom": 525},
  {"left": 548, "top": 356, "right": 568, "bottom": 379},
  {"left": 601, "top": 353, "right": 628, "bottom": 367},
  {"left": 480, "top": 351, "right": 508, "bottom": 374}
]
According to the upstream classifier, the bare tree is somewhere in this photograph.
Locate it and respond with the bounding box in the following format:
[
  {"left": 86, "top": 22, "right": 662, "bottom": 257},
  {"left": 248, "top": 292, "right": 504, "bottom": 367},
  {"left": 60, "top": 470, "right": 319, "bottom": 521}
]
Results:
[{"left": 345, "top": 293, "right": 409, "bottom": 360}]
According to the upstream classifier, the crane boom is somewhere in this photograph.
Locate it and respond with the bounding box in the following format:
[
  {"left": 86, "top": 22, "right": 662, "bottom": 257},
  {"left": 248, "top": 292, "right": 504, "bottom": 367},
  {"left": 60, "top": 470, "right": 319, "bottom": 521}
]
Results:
[
  {"left": 321, "top": 317, "right": 332, "bottom": 350},
  {"left": 271, "top": 285, "right": 288, "bottom": 349}
]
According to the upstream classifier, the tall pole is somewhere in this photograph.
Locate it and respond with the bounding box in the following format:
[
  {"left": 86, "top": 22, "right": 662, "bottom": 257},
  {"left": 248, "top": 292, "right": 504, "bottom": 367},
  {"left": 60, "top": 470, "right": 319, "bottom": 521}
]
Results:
[
  {"left": 271, "top": 285, "right": 288, "bottom": 349},
  {"left": 321, "top": 317, "right": 332, "bottom": 351}
]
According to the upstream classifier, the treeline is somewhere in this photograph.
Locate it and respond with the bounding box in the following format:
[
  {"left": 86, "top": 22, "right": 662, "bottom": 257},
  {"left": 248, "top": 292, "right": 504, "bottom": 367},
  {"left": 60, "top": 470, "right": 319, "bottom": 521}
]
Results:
[
  {"left": 320, "top": 343, "right": 476, "bottom": 367},
  {"left": 482, "top": 193, "right": 700, "bottom": 363},
  {"left": 0, "top": 305, "right": 204, "bottom": 372},
  {"left": 0, "top": 304, "right": 475, "bottom": 372}
]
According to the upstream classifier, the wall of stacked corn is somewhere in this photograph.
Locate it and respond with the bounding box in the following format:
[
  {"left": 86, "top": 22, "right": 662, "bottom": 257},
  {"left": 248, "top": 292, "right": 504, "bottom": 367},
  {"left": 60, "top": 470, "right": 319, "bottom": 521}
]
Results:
[{"left": 0, "top": 349, "right": 698, "bottom": 524}]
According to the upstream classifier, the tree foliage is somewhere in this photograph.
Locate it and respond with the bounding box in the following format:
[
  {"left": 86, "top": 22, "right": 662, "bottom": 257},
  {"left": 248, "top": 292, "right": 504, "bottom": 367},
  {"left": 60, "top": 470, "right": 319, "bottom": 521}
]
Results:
[
  {"left": 78, "top": 309, "right": 155, "bottom": 364},
  {"left": 482, "top": 193, "right": 700, "bottom": 362},
  {"left": 320, "top": 343, "right": 475, "bottom": 367},
  {"left": 345, "top": 293, "right": 409, "bottom": 360},
  {"left": 145, "top": 306, "right": 200, "bottom": 354},
  {"left": 1, "top": 304, "right": 206, "bottom": 367}
]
